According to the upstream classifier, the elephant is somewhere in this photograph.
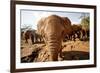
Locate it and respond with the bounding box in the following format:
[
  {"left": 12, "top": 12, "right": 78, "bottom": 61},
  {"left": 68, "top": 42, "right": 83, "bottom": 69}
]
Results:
[
  {"left": 71, "top": 24, "right": 82, "bottom": 41},
  {"left": 71, "top": 24, "right": 89, "bottom": 41},
  {"left": 24, "top": 30, "right": 42, "bottom": 44},
  {"left": 24, "top": 30, "right": 32, "bottom": 43},
  {"left": 37, "top": 15, "right": 72, "bottom": 61},
  {"left": 21, "top": 31, "right": 24, "bottom": 40},
  {"left": 32, "top": 31, "right": 43, "bottom": 44},
  {"left": 63, "top": 24, "right": 81, "bottom": 41}
]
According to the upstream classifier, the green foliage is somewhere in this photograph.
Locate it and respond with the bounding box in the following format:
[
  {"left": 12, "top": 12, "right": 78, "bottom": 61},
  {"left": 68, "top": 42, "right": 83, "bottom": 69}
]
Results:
[{"left": 81, "top": 16, "right": 90, "bottom": 30}]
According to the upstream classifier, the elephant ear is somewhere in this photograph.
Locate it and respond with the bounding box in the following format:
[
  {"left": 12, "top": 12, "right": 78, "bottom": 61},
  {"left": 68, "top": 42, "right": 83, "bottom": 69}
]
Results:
[
  {"left": 37, "top": 17, "right": 46, "bottom": 36},
  {"left": 62, "top": 17, "right": 72, "bottom": 38}
]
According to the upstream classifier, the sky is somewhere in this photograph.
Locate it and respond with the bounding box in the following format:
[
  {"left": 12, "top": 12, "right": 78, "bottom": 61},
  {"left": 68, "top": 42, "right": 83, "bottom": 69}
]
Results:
[{"left": 21, "top": 9, "right": 89, "bottom": 30}]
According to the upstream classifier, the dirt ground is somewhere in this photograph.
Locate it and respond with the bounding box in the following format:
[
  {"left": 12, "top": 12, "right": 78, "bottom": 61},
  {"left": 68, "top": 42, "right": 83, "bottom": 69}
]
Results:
[{"left": 21, "top": 39, "right": 89, "bottom": 62}]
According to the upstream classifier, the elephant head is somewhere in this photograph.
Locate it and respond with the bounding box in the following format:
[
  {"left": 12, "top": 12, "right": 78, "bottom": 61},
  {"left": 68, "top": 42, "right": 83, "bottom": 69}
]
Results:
[{"left": 37, "top": 15, "right": 72, "bottom": 61}]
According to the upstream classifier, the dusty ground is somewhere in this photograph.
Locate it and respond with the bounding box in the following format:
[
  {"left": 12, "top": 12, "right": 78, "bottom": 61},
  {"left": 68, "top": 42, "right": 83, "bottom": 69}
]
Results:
[{"left": 21, "top": 39, "right": 89, "bottom": 62}]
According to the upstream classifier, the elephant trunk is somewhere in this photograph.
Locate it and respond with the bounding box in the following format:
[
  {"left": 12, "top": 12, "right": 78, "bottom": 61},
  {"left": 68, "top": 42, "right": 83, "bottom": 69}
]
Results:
[{"left": 46, "top": 34, "right": 62, "bottom": 61}]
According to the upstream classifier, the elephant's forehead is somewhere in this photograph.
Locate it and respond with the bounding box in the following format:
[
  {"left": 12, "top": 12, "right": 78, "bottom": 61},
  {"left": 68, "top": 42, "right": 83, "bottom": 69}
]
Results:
[
  {"left": 44, "top": 23, "right": 63, "bottom": 34},
  {"left": 44, "top": 19, "right": 63, "bottom": 30}
]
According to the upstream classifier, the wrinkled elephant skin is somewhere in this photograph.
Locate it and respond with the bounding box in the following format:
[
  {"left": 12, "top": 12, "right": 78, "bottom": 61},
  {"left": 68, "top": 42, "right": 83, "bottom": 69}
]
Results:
[{"left": 37, "top": 15, "right": 72, "bottom": 61}]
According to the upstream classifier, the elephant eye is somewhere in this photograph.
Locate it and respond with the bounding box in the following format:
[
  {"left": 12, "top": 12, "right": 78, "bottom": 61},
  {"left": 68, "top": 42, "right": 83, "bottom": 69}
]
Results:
[{"left": 62, "top": 31, "right": 64, "bottom": 35}]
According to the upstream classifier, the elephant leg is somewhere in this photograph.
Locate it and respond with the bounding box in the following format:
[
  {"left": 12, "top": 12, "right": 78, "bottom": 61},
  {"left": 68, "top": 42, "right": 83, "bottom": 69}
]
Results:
[
  {"left": 73, "top": 34, "right": 75, "bottom": 41},
  {"left": 37, "top": 36, "right": 39, "bottom": 43},
  {"left": 31, "top": 35, "right": 34, "bottom": 44},
  {"left": 36, "top": 37, "right": 38, "bottom": 43},
  {"left": 25, "top": 38, "right": 28, "bottom": 43},
  {"left": 77, "top": 31, "right": 80, "bottom": 39},
  {"left": 39, "top": 36, "right": 41, "bottom": 43},
  {"left": 78, "top": 31, "right": 81, "bottom": 39},
  {"left": 69, "top": 35, "right": 72, "bottom": 40},
  {"left": 34, "top": 36, "right": 37, "bottom": 43}
]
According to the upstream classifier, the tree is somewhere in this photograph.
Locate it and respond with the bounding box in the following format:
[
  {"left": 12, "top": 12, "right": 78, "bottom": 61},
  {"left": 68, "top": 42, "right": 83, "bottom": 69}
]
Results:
[
  {"left": 81, "top": 16, "right": 90, "bottom": 30},
  {"left": 79, "top": 13, "right": 90, "bottom": 29}
]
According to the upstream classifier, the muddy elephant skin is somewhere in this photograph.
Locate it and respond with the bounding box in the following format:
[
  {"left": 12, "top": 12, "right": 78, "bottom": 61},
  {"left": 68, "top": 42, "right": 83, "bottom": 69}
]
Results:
[{"left": 37, "top": 15, "right": 72, "bottom": 61}]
